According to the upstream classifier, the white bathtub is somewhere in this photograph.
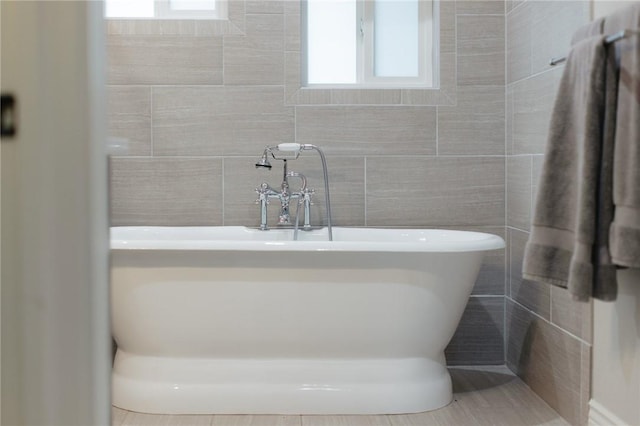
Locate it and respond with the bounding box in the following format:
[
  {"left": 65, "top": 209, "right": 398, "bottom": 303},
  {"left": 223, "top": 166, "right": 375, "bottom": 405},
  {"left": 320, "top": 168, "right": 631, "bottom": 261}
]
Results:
[{"left": 110, "top": 226, "right": 504, "bottom": 415}]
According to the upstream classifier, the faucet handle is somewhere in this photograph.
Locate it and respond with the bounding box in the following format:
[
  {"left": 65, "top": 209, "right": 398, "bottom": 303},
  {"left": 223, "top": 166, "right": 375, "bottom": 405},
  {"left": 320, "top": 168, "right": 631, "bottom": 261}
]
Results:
[
  {"left": 302, "top": 188, "right": 315, "bottom": 204},
  {"left": 255, "top": 182, "right": 271, "bottom": 204}
]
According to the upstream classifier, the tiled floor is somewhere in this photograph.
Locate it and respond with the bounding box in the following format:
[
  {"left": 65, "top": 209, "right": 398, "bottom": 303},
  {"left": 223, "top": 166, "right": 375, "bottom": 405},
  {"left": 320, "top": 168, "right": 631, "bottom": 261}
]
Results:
[{"left": 112, "top": 366, "right": 569, "bottom": 426}]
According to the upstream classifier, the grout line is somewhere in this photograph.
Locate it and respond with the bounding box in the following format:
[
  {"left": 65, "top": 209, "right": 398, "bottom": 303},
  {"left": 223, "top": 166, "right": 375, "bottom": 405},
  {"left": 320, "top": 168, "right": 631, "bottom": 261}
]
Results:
[
  {"left": 435, "top": 106, "right": 439, "bottom": 156},
  {"left": 504, "top": 1, "right": 509, "bottom": 367},
  {"left": 113, "top": 155, "right": 228, "bottom": 159},
  {"left": 455, "top": 13, "right": 506, "bottom": 17},
  {"left": 529, "top": 154, "right": 535, "bottom": 237},
  {"left": 504, "top": 228, "right": 511, "bottom": 362},
  {"left": 507, "top": 0, "right": 527, "bottom": 15},
  {"left": 470, "top": 294, "right": 506, "bottom": 298},
  {"left": 506, "top": 296, "right": 591, "bottom": 346},
  {"left": 294, "top": 105, "right": 297, "bottom": 144},
  {"left": 511, "top": 61, "right": 561, "bottom": 87},
  {"left": 503, "top": 285, "right": 508, "bottom": 363},
  {"left": 221, "top": 158, "right": 225, "bottom": 225},
  {"left": 364, "top": 156, "right": 367, "bottom": 227},
  {"left": 506, "top": 224, "right": 530, "bottom": 234},
  {"left": 508, "top": 153, "right": 542, "bottom": 157},
  {"left": 150, "top": 86, "right": 154, "bottom": 156}
]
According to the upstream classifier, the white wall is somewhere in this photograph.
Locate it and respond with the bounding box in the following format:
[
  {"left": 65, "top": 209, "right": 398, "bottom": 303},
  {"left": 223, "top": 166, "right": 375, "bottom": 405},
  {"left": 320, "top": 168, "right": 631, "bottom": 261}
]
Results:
[
  {"left": 1, "top": 2, "right": 110, "bottom": 424},
  {"left": 590, "top": 3, "right": 640, "bottom": 424},
  {"left": 592, "top": 271, "right": 640, "bottom": 425}
]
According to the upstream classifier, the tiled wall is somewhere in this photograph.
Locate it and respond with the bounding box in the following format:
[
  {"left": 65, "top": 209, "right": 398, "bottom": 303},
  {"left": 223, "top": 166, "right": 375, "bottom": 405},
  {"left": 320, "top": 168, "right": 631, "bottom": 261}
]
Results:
[
  {"left": 505, "top": 1, "right": 592, "bottom": 424},
  {"left": 107, "top": 0, "right": 506, "bottom": 365}
]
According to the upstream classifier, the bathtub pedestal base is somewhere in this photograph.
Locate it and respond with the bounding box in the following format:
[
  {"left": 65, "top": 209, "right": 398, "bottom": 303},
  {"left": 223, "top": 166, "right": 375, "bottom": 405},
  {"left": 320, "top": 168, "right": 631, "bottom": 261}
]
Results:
[{"left": 112, "top": 351, "right": 453, "bottom": 415}]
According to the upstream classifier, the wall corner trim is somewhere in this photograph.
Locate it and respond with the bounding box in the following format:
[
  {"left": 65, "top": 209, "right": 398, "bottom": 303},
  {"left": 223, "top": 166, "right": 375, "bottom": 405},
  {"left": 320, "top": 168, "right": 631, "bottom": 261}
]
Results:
[{"left": 589, "top": 400, "right": 630, "bottom": 426}]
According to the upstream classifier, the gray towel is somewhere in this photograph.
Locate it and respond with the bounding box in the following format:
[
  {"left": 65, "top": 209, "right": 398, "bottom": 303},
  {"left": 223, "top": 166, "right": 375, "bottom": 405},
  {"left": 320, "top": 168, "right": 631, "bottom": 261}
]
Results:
[
  {"left": 604, "top": 4, "right": 640, "bottom": 269},
  {"left": 571, "top": 17, "right": 605, "bottom": 45},
  {"left": 523, "top": 35, "right": 619, "bottom": 301}
]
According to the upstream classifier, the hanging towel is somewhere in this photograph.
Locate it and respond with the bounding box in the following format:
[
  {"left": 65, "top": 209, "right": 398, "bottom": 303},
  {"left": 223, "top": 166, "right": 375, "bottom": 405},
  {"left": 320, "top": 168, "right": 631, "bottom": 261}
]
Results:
[
  {"left": 523, "top": 35, "right": 619, "bottom": 301},
  {"left": 604, "top": 4, "right": 640, "bottom": 269},
  {"left": 571, "top": 17, "right": 605, "bottom": 44}
]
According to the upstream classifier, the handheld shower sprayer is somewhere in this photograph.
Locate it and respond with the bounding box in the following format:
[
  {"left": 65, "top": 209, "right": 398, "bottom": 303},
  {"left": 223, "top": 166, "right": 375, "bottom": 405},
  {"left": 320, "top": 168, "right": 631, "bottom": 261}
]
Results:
[{"left": 255, "top": 144, "right": 303, "bottom": 169}]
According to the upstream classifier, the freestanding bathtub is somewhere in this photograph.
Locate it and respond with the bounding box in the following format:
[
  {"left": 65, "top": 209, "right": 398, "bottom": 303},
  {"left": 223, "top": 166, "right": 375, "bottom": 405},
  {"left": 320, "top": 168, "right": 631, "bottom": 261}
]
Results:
[{"left": 111, "top": 226, "right": 504, "bottom": 415}]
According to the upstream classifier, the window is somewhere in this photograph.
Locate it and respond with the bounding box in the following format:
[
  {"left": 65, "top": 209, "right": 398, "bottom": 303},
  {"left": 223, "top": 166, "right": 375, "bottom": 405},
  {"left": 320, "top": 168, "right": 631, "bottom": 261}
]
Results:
[
  {"left": 105, "top": 0, "right": 226, "bottom": 20},
  {"left": 304, "top": 0, "right": 435, "bottom": 87}
]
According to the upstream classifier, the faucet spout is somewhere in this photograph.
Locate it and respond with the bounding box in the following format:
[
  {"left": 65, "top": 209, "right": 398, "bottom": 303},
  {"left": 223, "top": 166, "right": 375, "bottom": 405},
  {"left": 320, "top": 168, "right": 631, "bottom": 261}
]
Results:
[
  {"left": 278, "top": 160, "right": 291, "bottom": 224},
  {"left": 281, "top": 159, "right": 289, "bottom": 193}
]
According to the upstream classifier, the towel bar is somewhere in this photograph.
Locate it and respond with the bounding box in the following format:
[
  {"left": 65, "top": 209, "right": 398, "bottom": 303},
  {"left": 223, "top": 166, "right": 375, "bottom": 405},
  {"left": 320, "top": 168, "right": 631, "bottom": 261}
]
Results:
[{"left": 549, "top": 29, "right": 639, "bottom": 66}]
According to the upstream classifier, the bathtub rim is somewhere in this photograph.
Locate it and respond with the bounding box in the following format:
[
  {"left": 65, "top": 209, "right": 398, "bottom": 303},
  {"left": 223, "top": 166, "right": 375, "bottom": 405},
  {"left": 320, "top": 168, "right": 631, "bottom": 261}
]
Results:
[{"left": 110, "top": 226, "right": 505, "bottom": 253}]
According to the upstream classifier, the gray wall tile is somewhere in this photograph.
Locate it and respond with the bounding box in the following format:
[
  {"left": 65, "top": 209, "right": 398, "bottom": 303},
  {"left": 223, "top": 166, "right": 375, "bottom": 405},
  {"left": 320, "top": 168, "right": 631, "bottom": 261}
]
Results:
[
  {"left": 110, "top": 157, "right": 223, "bottom": 226},
  {"left": 366, "top": 157, "right": 505, "bottom": 227},
  {"left": 107, "top": 13, "right": 245, "bottom": 36},
  {"left": 507, "top": 2, "right": 532, "bottom": 83},
  {"left": 401, "top": 53, "right": 457, "bottom": 106},
  {"left": 284, "top": 3, "right": 300, "bottom": 52},
  {"left": 506, "top": 300, "right": 587, "bottom": 426},
  {"left": 506, "top": 84, "right": 514, "bottom": 155},
  {"left": 509, "top": 228, "right": 551, "bottom": 320},
  {"left": 296, "top": 106, "right": 437, "bottom": 156},
  {"left": 507, "top": 156, "right": 531, "bottom": 230},
  {"left": 506, "top": 0, "right": 524, "bottom": 14},
  {"left": 107, "top": 19, "right": 196, "bottom": 36},
  {"left": 223, "top": 14, "right": 285, "bottom": 85},
  {"left": 293, "top": 156, "right": 366, "bottom": 226},
  {"left": 107, "top": 86, "right": 152, "bottom": 156},
  {"left": 107, "top": 35, "right": 223, "bottom": 85},
  {"left": 456, "top": 0, "right": 504, "bottom": 15},
  {"left": 551, "top": 286, "right": 592, "bottom": 343},
  {"left": 330, "top": 89, "right": 402, "bottom": 105},
  {"left": 530, "top": 1, "right": 590, "bottom": 74},
  {"left": 440, "top": 0, "right": 457, "bottom": 55},
  {"left": 446, "top": 296, "right": 505, "bottom": 365},
  {"left": 512, "top": 68, "right": 563, "bottom": 154},
  {"left": 246, "top": 0, "right": 284, "bottom": 14},
  {"left": 153, "top": 86, "right": 294, "bottom": 156},
  {"left": 457, "top": 15, "right": 505, "bottom": 86},
  {"left": 225, "top": 0, "right": 247, "bottom": 34},
  {"left": 438, "top": 86, "right": 505, "bottom": 155},
  {"left": 531, "top": 155, "right": 544, "bottom": 219}
]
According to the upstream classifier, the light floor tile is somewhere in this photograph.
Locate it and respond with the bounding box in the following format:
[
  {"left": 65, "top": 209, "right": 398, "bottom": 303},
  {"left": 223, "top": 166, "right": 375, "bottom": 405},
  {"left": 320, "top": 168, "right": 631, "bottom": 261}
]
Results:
[
  {"left": 121, "top": 411, "right": 213, "bottom": 426},
  {"left": 302, "top": 415, "right": 391, "bottom": 426},
  {"left": 211, "top": 415, "right": 301, "bottom": 426},
  {"left": 114, "top": 366, "right": 570, "bottom": 426},
  {"left": 112, "top": 406, "right": 128, "bottom": 426},
  {"left": 388, "top": 401, "right": 477, "bottom": 426}
]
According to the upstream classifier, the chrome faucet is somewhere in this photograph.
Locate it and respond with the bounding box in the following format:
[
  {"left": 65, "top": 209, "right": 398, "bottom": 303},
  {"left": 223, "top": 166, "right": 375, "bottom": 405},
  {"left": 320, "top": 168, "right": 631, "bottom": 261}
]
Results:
[
  {"left": 255, "top": 157, "right": 311, "bottom": 230},
  {"left": 254, "top": 143, "right": 332, "bottom": 240}
]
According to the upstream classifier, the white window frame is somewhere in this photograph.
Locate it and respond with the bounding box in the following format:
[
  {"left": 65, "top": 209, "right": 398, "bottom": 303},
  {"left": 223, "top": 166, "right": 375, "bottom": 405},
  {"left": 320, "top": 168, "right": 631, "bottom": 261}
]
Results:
[
  {"left": 105, "top": 0, "right": 227, "bottom": 20},
  {"left": 303, "top": 0, "right": 435, "bottom": 88}
]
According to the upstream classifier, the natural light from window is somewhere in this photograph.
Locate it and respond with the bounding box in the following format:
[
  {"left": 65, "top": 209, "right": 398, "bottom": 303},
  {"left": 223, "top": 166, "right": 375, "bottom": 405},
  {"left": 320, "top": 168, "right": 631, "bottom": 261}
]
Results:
[
  {"left": 105, "top": 0, "right": 225, "bottom": 19},
  {"left": 305, "top": 0, "right": 434, "bottom": 87},
  {"left": 306, "top": 0, "right": 358, "bottom": 84}
]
